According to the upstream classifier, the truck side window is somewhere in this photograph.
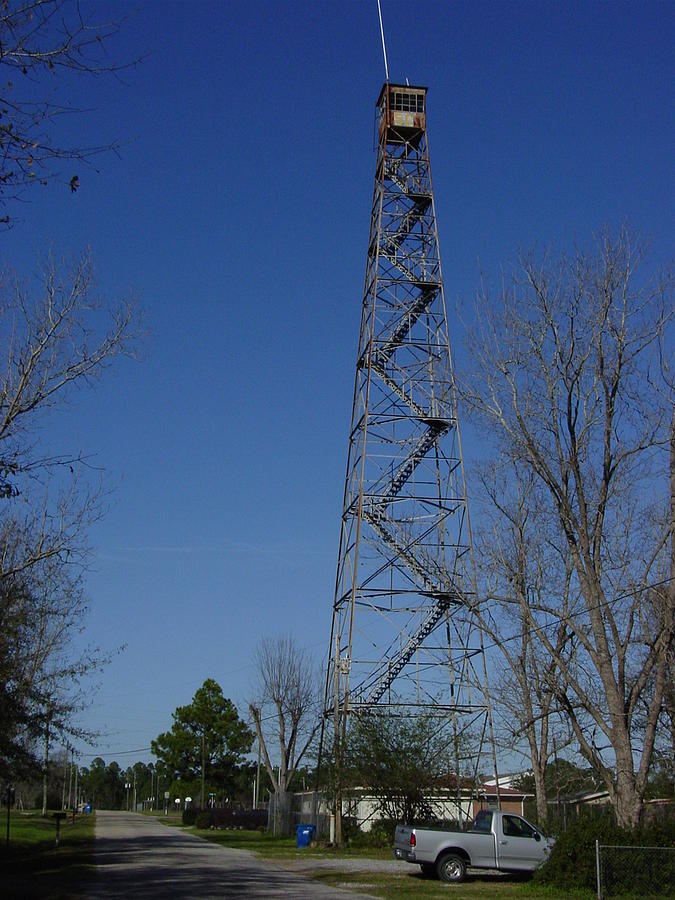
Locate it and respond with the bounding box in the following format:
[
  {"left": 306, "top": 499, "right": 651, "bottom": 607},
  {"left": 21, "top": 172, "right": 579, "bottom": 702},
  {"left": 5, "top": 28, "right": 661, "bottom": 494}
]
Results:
[{"left": 503, "top": 815, "right": 535, "bottom": 838}]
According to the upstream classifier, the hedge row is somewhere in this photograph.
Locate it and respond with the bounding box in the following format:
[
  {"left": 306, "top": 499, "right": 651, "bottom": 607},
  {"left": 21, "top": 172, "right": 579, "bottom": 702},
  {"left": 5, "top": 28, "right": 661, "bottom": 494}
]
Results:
[{"left": 182, "top": 807, "right": 267, "bottom": 830}]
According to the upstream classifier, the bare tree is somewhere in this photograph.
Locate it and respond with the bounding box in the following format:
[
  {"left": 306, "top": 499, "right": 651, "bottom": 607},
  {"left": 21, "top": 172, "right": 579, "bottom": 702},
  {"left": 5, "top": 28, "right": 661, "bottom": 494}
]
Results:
[
  {"left": 0, "top": 249, "right": 137, "bottom": 592},
  {"left": 0, "top": 250, "right": 136, "bottom": 500},
  {"left": 0, "top": 0, "right": 139, "bottom": 218},
  {"left": 0, "top": 545, "right": 115, "bottom": 782},
  {"left": 665, "top": 406, "right": 675, "bottom": 781},
  {"left": 249, "top": 636, "right": 320, "bottom": 833},
  {"left": 0, "top": 1, "right": 140, "bottom": 782},
  {"left": 0, "top": 250, "right": 138, "bottom": 776},
  {"left": 462, "top": 226, "right": 673, "bottom": 828},
  {"left": 474, "top": 460, "right": 576, "bottom": 826},
  {"left": 637, "top": 408, "right": 675, "bottom": 795}
]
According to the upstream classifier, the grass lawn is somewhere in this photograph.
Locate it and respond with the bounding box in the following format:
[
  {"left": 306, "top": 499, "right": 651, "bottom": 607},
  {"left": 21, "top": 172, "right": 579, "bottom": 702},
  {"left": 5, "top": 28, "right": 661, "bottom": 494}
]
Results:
[
  {"left": 168, "top": 823, "right": 390, "bottom": 860},
  {"left": 0, "top": 809, "right": 95, "bottom": 899},
  {"left": 144, "top": 810, "right": 182, "bottom": 823},
  {"left": 301, "top": 869, "right": 596, "bottom": 899},
  {"left": 171, "top": 824, "right": 596, "bottom": 898}
]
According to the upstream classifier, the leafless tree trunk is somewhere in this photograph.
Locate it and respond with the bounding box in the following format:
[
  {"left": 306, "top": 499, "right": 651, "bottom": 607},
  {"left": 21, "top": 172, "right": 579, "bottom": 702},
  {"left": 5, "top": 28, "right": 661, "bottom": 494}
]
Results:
[{"left": 462, "top": 226, "right": 673, "bottom": 828}]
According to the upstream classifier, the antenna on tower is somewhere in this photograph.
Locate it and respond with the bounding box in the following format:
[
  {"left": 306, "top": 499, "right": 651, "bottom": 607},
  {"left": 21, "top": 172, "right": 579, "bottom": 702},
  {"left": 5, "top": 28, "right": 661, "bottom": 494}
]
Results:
[{"left": 377, "top": 0, "right": 389, "bottom": 82}]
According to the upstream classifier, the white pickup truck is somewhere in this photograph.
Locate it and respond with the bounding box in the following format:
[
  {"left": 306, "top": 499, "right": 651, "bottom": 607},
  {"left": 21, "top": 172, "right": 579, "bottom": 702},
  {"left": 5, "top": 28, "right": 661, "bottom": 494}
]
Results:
[{"left": 393, "top": 809, "right": 554, "bottom": 883}]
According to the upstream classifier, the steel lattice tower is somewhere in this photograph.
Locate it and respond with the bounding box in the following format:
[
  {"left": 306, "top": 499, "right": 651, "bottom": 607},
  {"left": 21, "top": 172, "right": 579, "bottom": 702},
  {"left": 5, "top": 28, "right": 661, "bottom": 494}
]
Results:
[{"left": 322, "top": 83, "right": 496, "bottom": 815}]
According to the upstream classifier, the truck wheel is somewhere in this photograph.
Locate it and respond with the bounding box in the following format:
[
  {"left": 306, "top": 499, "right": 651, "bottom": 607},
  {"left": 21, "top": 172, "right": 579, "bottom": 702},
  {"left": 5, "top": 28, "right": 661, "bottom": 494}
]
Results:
[
  {"left": 420, "top": 863, "right": 436, "bottom": 878},
  {"left": 437, "top": 853, "right": 467, "bottom": 883}
]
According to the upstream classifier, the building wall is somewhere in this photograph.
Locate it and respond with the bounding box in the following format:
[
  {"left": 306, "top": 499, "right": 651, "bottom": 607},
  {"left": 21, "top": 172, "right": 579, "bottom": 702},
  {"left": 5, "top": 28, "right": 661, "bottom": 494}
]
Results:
[
  {"left": 292, "top": 789, "right": 526, "bottom": 833},
  {"left": 472, "top": 798, "right": 525, "bottom": 817}
]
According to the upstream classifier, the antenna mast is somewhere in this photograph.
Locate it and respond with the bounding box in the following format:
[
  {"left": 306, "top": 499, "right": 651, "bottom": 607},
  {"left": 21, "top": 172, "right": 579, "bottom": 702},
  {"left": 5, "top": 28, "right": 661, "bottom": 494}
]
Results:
[{"left": 377, "top": 0, "right": 389, "bottom": 81}]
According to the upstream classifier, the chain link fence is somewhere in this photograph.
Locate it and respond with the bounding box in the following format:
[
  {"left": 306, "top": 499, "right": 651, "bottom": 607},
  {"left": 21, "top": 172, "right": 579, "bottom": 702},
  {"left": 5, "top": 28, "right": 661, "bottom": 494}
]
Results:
[
  {"left": 268, "top": 790, "right": 331, "bottom": 838},
  {"left": 596, "top": 841, "right": 675, "bottom": 898}
]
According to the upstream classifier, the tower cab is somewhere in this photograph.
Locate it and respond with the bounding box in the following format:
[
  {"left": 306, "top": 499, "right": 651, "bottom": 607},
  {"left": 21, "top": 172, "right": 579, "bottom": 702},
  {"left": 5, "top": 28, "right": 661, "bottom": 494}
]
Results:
[{"left": 377, "top": 83, "right": 427, "bottom": 143}]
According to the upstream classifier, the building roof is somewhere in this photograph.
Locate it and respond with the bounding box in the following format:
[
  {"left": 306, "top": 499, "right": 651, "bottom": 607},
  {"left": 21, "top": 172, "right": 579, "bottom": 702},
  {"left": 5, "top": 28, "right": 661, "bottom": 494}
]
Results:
[
  {"left": 376, "top": 82, "right": 428, "bottom": 107},
  {"left": 546, "top": 789, "right": 610, "bottom": 805}
]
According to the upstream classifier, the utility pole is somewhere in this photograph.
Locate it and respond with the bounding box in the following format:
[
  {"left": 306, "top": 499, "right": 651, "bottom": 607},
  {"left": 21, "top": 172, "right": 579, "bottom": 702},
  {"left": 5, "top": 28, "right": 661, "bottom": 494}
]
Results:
[
  {"left": 254, "top": 740, "right": 261, "bottom": 808},
  {"left": 61, "top": 745, "right": 69, "bottom": 810},
  {"left": 201, "top": 731, "right": 206, "bottom": 809},
  {"left": 42, "top": 707, "right": 50, "bottom": 816},
  {"left": 67, "top": 747, "right": 74, "bottom": 809},
  {"left": 6, "top": 785, "right": 11, "bottom": 847}
]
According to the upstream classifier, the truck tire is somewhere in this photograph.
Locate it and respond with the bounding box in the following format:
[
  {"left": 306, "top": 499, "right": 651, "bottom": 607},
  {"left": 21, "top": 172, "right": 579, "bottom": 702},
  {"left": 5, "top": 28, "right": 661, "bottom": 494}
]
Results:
[{"left": 437, "top": 852, "right": 467, "bottom": 883}]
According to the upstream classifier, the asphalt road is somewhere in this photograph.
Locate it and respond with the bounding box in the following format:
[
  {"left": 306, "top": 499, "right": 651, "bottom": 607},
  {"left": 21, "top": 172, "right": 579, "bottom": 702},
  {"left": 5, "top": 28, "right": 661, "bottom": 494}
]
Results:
[{"left": 88, "top": 811, "right": 379, "bottom": 899}]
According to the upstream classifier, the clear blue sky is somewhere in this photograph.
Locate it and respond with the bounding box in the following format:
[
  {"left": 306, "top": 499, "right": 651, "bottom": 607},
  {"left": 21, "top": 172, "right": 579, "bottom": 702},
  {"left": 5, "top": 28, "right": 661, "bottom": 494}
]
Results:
[{"left": 2, "top": 0, "right": 673, "bottom": 767}]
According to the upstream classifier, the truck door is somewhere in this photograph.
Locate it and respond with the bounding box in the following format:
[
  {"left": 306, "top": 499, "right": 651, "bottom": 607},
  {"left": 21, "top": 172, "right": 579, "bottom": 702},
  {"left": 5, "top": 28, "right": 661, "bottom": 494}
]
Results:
[{"left": 497, "top": 814, "right": 549, "bottom": 871}]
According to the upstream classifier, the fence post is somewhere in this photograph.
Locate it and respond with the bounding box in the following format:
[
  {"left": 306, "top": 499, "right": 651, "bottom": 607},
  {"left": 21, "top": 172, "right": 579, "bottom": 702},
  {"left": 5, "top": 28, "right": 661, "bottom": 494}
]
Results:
[{"left": 596, "top": 839, "right": 601, "bottom": 899}]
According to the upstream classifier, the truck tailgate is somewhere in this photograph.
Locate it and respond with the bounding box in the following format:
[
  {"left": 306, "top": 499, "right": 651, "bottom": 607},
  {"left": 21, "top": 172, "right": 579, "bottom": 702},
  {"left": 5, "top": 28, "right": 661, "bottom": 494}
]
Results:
[{"left": 393, "top": 825, "right": 415, "bottom": 861}]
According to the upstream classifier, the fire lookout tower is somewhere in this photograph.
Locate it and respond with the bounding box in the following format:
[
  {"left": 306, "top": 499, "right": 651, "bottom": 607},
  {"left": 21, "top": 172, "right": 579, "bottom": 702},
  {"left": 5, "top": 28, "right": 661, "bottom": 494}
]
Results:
[{"left": 321, "top": 83, "right": 496, "bottom": 824}]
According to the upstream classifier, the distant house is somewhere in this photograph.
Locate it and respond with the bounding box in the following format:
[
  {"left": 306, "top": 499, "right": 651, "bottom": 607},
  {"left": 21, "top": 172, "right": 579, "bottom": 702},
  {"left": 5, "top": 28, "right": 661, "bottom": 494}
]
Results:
[
  {"left": 292, "top": 778, "right": 530, "bottom": 834},
  {"left": 547, "top": 791, "right": 674, "bottom": 822},
  {"left": 545, "top": 788, "right": 611, "bottom": 828},
  {"left": 472, "top": 785, "right": 529, "bottom": 818},
  {"left": 548, "top": 788, "right": 610, "bottom": 816},
  {"left": 482, "top": 771, "right": 532, "bottom": 791},
  {"left": 644, "top": 798, "right": 675, "bottom": 821}
]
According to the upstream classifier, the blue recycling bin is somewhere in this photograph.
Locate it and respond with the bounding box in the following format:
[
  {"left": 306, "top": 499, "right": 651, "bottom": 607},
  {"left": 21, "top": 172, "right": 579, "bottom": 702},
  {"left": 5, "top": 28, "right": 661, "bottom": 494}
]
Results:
[{"left": 296, "top": 824, "right": 315, "bottom": 848}]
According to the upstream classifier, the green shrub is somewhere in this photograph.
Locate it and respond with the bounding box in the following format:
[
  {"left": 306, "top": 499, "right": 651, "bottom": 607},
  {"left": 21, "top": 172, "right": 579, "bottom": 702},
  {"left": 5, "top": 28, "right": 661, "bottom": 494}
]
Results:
[
  {"left": 535, "top": 811, "right": 675, "bottom": 893},
  {"left": 182, "top": 807, "right": 197, "bottom": 826},
  {"left": 534, "top": 812, "right": 625, "bottom": 891},
  {"left": 347, "top": 819, "right": 397, "bottom": 849},
  {"left": 210, "top": 807, "right": 267, "bottom": 829},
  {"left": 195, "top": 811, "right": 212, "bottom": 829}
]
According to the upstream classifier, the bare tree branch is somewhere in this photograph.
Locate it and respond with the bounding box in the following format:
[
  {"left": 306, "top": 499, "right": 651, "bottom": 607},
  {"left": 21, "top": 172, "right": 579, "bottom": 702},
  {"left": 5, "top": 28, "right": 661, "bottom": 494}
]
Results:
[{"left": 0, "top": 0, "right": 142, "bottom": 218}]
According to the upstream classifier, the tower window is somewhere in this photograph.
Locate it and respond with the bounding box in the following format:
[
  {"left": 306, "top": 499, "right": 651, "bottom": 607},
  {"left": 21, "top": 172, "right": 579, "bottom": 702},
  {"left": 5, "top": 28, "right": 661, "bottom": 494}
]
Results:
[{"left": 391, "top": 92, "right": 424, "bottom": 113}]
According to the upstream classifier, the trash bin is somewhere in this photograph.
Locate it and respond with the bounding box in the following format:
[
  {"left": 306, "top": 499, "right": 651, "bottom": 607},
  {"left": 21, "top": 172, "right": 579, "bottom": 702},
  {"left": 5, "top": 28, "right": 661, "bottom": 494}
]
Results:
[{"left": 296, "top": 824, "right": 315, "bottom": 848}]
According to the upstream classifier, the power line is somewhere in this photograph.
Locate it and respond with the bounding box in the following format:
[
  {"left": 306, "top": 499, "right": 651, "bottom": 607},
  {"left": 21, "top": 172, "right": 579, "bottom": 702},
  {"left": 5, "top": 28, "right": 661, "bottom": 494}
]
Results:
[{"left": 76, "top": 746, "right": 153, "bottom": 759}]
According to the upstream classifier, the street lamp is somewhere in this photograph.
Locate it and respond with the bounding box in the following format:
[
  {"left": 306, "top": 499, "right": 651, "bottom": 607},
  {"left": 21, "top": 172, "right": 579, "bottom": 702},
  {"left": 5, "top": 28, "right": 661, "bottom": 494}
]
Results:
[{"left": 124, "top": 781, "right": 131, "bottom": 811}]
